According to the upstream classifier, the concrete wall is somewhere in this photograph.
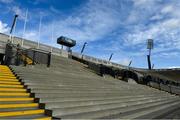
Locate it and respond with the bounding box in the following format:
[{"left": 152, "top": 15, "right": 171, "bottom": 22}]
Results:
[{"left": 0, "top": 33, "right": 68, "bottom": 58}]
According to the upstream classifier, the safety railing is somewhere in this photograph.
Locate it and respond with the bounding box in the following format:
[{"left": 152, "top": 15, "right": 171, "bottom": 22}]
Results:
[
  {"left": 72, "top": 52, "right": 129, "bottom": 70},
  {"left": 22, "top": 48, "right": 51, "bottom": 67}
]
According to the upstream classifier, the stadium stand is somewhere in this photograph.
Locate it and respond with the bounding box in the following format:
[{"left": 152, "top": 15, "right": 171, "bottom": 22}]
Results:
[
  {"left": 0, "top": 33, "right": 180, "bottom": 119},
  {"left": 6, "top": 55, "right": 180, "bottom": 119}
]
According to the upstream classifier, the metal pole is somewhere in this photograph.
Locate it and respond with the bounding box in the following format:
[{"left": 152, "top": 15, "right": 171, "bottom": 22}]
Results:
[
  {"left": 128, "top": 60, "right": 132, "bottom": 67},
  {"left": 47, "top": 52, "right": 51, "bottom": 67},
  {"left": 147, "top": 55, "right": 151, "bottom": 70},
  {"left": 152, "top": 64, "right": 154, "bottom": 69},
  {"left": 10, "top": 15, "right": 18, "bottom": 34},
  {"left": 38, "top": 15, "right": 42, "bottom": 49},
  {"left": 22, "top": 9, "right": 28, "bottom": 47},
  {"left": 108, "top": 53, "right": 113, "bottom": 61},
  {"left": 147, "top": 39, "right": 153, "bottom": 70},
  {"left": 51, "top": 22, "right": 54, "bottom": 52},
  {"left": 12, "top": 19, "right": 17, "bottom": 44},
  {"left": 81, "top": 42, "right": 87, "bottom": 54},
  {"left": 10, "top": 14, "right": 18, "bottom": 43}
]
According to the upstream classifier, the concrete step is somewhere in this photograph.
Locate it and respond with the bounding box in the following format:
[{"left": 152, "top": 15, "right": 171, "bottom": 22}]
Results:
[
  {"left": 0, "top": 92, "right": 30, "bottom": 97},
  {"left": 23, "top": 81, "right": 115, "bottom": 86},
  {"left": 160, "top": 107, "right": 180, "bottom": 119},
  {"left": 26, "top": 84, "right": 166, "bottom": 93},
  {"left": 0, "top": 101, "right": 34, "bottom": 104},
  {"left": 24, "top": 83, "right": 166, "bottom": 93},
  {"left": 0, "top": 79, "right": 19, "bottom": 82},
  {"left": 0, "top": 109, "right": 45, "bottom": 118},
  {"left": 30, "top": 89, "right": 134, "bottom": 94},
  {"left": 0, "top": 88, "right": 26, "bottom": 92},
  {"left": 42, "top": 95, "right": 170, "bottom": 109},
  {"left": 121, "top": 99, "right": 180, "bottom": 119},
  {"left": 58, "top": 97, "right": 178, "bottom": 119},
  {"left": 0, "top": 81, "right": 21, "bottom": 85},
  {"left": 0, "top": 98, "right": 34, "bottom": 103},
  {"left": 0, "top": 103, "right": 38, "bottom": 109},
  {"left": 0, "top": 84, "right": 24, "bottom": 88},
  {"left": 26, "top": 84, "right": 119, "bottom": 89},
  {"left": 33, "top": 91, "right": 164, "bottom": 98},
  {"left": 28, "top": 87, "right": 161, "bottom": 93},
  {"left": 17, "top": 72, "right": 100, "bottom": 80},
  {"left": 47, "top": 96, "right": 177, "bottom": 117},
  {"left": 0, "top": 107, "right": 40, "bottom": 112},
  {"left": 37, "top": 94, "right": 170, "bottom": 103},
  {"left": 27, "top": 86, "right": 120, "bottom": 91},
  {"left": 5, "top": 115, "right": 51, "bottom": 119},
  {"left": 22, "top": 80, "right": 124, "bottom": 87}
]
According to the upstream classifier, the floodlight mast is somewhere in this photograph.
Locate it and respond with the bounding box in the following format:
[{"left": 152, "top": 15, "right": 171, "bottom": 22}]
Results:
[
  {"left": 81, "top": 42, "right": 87, "bottom": 54},
  {"left": 147, "top": 39, "right": 153, "bottom": 70},
  {"left": 9, "top": 14, "right": 18, "bottom": 43},
  {"left": 152, "top": 64, "right": 154, "bottom": 69},
  {"left": 108, "top": 53, "right": 113, "bottom": 62},
  {"left": 128, "top": 60, "right": 132, "bottom": 67},
  {"left": 38, "top": 15, "right": 42, "bottom": 49},
  {"left": 22, "top": 9, "right": 28, "bottom": 47}
]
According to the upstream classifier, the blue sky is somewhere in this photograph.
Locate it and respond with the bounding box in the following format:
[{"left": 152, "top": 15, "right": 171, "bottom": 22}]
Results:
[{"left": 0, "top": 0, "right": 180, "bottom": 68}]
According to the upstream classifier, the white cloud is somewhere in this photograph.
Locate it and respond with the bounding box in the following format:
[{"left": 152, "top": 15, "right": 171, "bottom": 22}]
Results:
[
  {"left": 123, "top": 0, "right": 180, "bottom": 53},
  {"left": 118, "top": 58, "right": 131, "bottom": 66},
  {"left": 41, "top": 0, "right": 122, "bottom": 44},
  {"left": 23, "top": 31, "right": 39, "bottom": 41},
  {"left": 161, "top": 5, "right": 174, "bottom": 14},
  {"left": 0, "top": 20, "right": 10, "bottom": 33},
  {"left": 168, "top": 66, "right": 180, "bottom": 69},
  {"left": 11, "top": 6, "right": 26, "bottom": 20}
]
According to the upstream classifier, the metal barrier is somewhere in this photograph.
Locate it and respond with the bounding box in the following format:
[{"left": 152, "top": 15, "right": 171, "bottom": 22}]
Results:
[
  {"left": 3, "top": 42, "right": 51, "bottom": 67},
  {"left": 23, "top": 48, "right": 51, "bottom": 67}
]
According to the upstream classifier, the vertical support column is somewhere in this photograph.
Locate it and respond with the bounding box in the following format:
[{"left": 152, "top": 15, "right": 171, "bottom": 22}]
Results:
[
  {"left": 147, "top": 55, "right": 151, "bottom": 70},
  {"left": 47, "top": 52, "right": 51, "bottom": 67}
]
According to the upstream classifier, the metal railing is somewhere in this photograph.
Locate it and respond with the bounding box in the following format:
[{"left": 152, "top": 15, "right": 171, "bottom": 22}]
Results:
[
  {"left": 72, "top": 52, "right": 129, "bottom": 70},
  {"left": 23, "top": 48, "right": 51, "bottom": 67}
]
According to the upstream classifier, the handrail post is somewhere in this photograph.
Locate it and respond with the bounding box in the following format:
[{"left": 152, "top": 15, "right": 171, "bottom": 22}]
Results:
[
  {"left": 32, "top": 51, "right": 35, "bottom": 65},
  {"left": 24, "top": 52, "right": 27, "bottom": 66}
]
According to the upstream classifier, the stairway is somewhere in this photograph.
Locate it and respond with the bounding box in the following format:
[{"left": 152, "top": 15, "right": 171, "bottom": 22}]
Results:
[
  {"left": 10, "top": 55, "right": 180, "bottom": 119},
  {"left": 0, "top": 65, "right": 50, "bottom": 119}
]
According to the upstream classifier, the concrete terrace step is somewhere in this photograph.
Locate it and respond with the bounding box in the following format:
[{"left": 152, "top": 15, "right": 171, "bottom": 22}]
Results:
[
  {"left": 0, "top": 107, "right": 40, "bottom": 112},
  {"left": 9, "top": 54, "right": 180, "bottom": 119},
  {"left": 37, "top": 94, "right": 170, "bottom": 103},
  {"left": 33, "top": 91, "right": 165, "bottom": 98},
  {"left": 2, "top": 114, "right": 50, "bottom": 119},
  {"left": 58, "top": 97, "right": 179, "bottom": 119},
  {"left": 120, "top": 100, "right": 180, "bottom": 119},
  {"left": 48, "top": 97, "right": 178, "bottom": 117},
  {"left": 0, "top": 65, "right": 50, "bottom": 119},
  {"left": 42, "top": 95, "right": 171, "bottom": 109},
  {"left": 30, "top": 89, "right": 153, "bottom": 94},
  {"left": 0, "top": 109, "right": 45, "bottom": 117}
]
